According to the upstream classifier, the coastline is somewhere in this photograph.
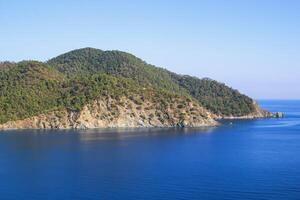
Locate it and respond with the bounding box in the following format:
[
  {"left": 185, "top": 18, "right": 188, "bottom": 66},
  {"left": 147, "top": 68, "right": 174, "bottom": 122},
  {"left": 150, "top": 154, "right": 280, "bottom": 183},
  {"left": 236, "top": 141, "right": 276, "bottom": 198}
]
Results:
[
  {"left": 0, "top": 101, "right": 279, "bottom": 131},
  {"left": 0, "top": 112, "right": 276, "bottom": 131}
]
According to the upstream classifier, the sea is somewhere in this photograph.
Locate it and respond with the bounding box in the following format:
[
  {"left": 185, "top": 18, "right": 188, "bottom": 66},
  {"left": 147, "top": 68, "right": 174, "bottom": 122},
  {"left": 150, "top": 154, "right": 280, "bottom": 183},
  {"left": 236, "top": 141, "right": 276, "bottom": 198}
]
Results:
[{"left": 0, "top": 100, "right": 299, "bottom": 200}]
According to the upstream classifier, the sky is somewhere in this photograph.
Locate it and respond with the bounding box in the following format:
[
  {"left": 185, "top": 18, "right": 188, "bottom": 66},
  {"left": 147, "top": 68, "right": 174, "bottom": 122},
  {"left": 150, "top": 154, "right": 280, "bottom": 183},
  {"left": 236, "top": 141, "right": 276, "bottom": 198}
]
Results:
[{"left": 0, "top": 0, "right": 299, "bottom": 99}]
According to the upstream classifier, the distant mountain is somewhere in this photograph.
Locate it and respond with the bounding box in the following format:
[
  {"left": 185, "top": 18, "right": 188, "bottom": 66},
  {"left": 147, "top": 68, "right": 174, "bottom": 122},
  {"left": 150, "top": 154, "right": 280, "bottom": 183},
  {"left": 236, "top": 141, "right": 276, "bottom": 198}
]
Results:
[{"left": 0, "top": 48, "right": 269, "bottom": 129}]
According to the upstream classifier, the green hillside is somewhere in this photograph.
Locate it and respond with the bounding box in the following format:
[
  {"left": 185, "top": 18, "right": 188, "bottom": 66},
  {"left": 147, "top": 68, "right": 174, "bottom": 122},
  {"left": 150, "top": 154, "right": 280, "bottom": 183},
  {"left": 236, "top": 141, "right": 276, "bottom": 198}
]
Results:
[
  {"left": 171, "top": 75, "right": 254, "bottom": 116},
  {"left": 47, "top": 48, "right": 183, "bottom": 94},
  {"left": 48, "top": 47, "right": 257, "bottom": 116},
  {"left": 0, "top": 61, "right": 191, "bottom": 124},
  {"left": 0, "top": 48, "right": 261, "bottom": 124}
]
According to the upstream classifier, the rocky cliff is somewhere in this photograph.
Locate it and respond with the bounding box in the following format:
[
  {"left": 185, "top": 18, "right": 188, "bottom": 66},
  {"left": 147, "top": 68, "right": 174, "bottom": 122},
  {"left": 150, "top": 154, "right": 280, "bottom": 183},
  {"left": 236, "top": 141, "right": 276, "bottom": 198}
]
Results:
[{"left": 0, "top": 95, "right": 217, "bottom": 130}]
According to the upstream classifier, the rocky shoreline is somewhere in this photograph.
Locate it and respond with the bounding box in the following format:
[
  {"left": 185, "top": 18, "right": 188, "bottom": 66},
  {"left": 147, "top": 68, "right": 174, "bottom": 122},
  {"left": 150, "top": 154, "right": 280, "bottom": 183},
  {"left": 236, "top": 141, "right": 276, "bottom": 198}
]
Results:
[
  {"left": 0, "top": 96, "right": 218, "bottom": 130},
  {"left": 0, "top": 96, "right": 282, "bottom": 131}
]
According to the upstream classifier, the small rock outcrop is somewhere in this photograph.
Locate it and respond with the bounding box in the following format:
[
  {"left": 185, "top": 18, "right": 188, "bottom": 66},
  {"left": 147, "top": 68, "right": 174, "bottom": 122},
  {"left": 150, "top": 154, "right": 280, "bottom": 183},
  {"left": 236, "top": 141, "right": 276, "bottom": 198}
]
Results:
[{"left": 274, "top": 112, "right": 284, "bottom": 118}]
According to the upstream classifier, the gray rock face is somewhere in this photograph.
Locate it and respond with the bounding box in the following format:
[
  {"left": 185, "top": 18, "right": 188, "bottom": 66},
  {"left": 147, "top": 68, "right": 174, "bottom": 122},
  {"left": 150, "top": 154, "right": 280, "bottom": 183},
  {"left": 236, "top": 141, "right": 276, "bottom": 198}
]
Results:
[
  {"left": 274, "top": 112, "right": 284, "bottom": 118},
  {"left": 0, "top": 96, "right": 218, "bottom": 130}
]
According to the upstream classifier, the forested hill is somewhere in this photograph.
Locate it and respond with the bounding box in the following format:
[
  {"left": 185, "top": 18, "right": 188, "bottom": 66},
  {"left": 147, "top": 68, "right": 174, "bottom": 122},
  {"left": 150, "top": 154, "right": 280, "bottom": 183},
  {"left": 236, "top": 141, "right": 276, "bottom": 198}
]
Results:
[
  {"left": 0, "top": 47, "right": 268, "bottom": 128},
  {"left": 0, "top": 61, "right": 217, "bottom": 128},
  {"left": 47, "top": 47, "right": 260, "bottom": 117},
  {"left": 47, "top": 48, "right": 184, "bottom": 94}
]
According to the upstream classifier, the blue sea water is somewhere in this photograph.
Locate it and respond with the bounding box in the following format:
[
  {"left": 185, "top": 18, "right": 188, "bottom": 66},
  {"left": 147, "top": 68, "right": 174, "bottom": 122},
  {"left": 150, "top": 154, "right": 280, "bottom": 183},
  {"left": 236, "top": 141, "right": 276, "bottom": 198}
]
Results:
[{"left": 0, "top": 100, "right": 299, "bottom": 200}]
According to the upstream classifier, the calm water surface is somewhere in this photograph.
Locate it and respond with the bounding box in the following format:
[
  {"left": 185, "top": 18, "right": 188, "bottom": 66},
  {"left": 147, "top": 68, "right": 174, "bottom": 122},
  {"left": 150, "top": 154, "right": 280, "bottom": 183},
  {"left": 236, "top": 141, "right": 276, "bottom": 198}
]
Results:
[{"left": 0, "top": 100, "right": 299, "bottom": 200}]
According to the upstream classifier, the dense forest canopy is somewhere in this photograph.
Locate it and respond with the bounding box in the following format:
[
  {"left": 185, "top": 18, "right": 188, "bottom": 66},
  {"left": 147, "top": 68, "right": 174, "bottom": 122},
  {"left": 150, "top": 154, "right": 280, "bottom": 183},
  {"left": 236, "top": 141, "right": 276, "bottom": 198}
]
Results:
[
  {"left": 0, "top": 48, "right": 258, "bottom": 123},
  {"left": 48, "top": 48, "right": 256, "bottom": 116}
]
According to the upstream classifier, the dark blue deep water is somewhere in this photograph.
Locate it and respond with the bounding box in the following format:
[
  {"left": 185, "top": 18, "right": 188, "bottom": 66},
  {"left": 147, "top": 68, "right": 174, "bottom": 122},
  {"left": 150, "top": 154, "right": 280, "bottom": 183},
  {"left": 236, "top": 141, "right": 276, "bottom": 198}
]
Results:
[{"left": 0, "top": 100, "right": 300, "bottom": 200}]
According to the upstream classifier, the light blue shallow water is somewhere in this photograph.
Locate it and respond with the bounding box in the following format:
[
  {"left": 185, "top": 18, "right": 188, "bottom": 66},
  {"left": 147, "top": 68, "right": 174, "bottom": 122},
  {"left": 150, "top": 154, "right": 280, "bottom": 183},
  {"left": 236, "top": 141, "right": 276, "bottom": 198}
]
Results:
[{"left": 0, "top": 100, "right": 299, "bottom": 200}]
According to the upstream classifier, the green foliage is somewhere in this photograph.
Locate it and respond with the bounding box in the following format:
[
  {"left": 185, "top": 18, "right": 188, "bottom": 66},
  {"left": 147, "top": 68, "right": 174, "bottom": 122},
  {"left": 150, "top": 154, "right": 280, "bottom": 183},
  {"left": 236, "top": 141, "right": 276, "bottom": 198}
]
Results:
[
  {"left": 48, "top": 48, "right": 256, "bottom": 116},
  {"left": 0, "top": 61, "right": 63, "bottom": 123},
  {"left": 0, "top": 61, "right": 131, "bottom": 123},
  {"left": 0, "top": 61, "right": 184, "bottom": 123},
  {"left": 171, "top": 76, "right": 255, "bottom": 116},
  {"left": 0, "top": 48, "right": 258, "bottom": 123},
  {"left": 47, "top": 48, "right": 184, "bottom": 94}
]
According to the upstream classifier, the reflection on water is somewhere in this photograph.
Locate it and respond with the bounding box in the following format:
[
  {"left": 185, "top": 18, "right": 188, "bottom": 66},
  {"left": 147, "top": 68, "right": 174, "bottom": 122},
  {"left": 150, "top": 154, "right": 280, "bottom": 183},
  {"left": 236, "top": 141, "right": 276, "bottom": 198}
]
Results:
[
  {"left": 78, "top": 127, "right": 217, "bottom": 141},
  {"left": 0, "top": 127, "right": 217, "bottom": 152}
]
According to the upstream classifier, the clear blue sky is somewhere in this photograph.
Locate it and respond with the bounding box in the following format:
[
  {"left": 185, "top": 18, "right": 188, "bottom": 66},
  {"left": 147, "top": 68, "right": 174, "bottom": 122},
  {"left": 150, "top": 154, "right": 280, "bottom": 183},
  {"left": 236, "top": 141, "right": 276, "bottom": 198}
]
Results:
[{"left": 0, "top": 0, "right": 299, "bottom": 99}]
